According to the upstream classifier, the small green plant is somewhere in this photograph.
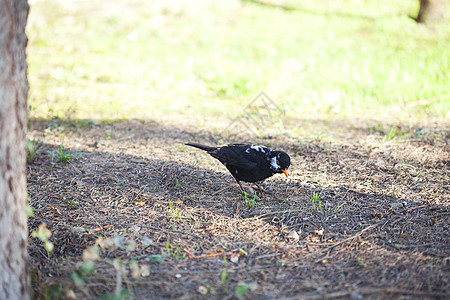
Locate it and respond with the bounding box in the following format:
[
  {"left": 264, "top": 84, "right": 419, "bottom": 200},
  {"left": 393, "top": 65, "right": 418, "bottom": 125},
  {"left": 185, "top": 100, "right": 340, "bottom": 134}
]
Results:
[
  {"left": 168, "top": 201, "right": 174, "bottom": 215},
  {"left": 27, "top": 194, "right": 34, "bottom": 218},
  {"left": 239, "top": 248, "right": 248, "bottom": 256},
  {"left": 235, "top": 284, "right": 248, "bottom": 297},
  {"left": 69, "top": 242, "right": 136, "bottom": 299},
  {"left": 385, "top": 127, "right": 396, "bottom": 141},
  {"left": 244, "top": 191, "right": 258, "bottom": 208},
  {"left": 368, "top": 123, "right": 383, "bottom": 134},
  {"left": 60, "top": 197, "right": 77, "bottom": 209},
  {"left": 311, "top": 193, "right": 347, "bottom": 216},
  {"left": 26, "top": 138, "right": 38, "bottom": 163},
  {"left": 220, "top": 256, "right": 228, "bottom": 291},
  {"left": 71, "top": 260, "right": 96, "bottom": 287},
  {"left": 220, "top": 268, "right": 227, "bottom": 283},
  {"left": 235, "top": 282, "right": 258, "bottom": 297},
  {"left": 165, "top": 242, "right": 186, "bottom": 260},
  {"left": 175, "top": 180, "right": 181, "bottom": 187},
  {"left": 31, "top": 223, "right": 54, "bottom": 258},
  {"left": 27, "top": 204, "right": 34, "bottom": 218},
  {"left": 149, "top": 254, "right": 163, "bottom": 263},
  {"left": 44, "top": 283, "right": 62, "bottom": 300},
  {"left": 99, "top": 290, "right": 130, "bottom": 300},
  {"left": 168, "top": 201, "right": 182, "bottom": 221},
  {"left": 311, "top": 192, "right": 322, "bottom": 212},
  {"left": 48, "top": 145, "right": 73, "bottom": 163},
  {"left": 71, "top": 246, "right": 100, "bottom": 289}
]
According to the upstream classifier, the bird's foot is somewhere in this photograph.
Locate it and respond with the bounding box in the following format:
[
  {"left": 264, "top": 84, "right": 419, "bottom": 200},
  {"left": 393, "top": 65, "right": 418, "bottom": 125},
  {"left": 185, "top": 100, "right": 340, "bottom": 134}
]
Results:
[
  {"left": 253, "top": 182, "right": 272, "bottom": 194},
  {"left": 232, "top": 183, "right": 269, "bottom": 195}
]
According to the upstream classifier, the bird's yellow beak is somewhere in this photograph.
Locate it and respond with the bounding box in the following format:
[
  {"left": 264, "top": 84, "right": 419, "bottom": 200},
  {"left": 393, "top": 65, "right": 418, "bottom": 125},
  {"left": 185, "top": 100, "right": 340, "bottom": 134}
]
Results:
[{"left": 282, "top": 169, "right": 288, "bottom": 178}]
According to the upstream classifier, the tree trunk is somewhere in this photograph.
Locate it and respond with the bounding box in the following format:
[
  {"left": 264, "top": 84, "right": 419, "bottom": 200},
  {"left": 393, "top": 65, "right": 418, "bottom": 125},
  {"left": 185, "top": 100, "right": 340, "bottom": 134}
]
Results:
[
  {"left": 0, "top": 0, "right": 30, "bottom": 299},
  {"left": 416, "top": 0, "right": 447, "bottom": 23}
]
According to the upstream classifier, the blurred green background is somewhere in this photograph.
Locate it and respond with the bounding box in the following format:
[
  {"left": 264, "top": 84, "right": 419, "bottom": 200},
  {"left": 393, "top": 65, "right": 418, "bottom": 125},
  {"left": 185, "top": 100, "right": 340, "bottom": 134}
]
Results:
[{"left": 27, "top": 0, "right": 450, "bottom": 125}]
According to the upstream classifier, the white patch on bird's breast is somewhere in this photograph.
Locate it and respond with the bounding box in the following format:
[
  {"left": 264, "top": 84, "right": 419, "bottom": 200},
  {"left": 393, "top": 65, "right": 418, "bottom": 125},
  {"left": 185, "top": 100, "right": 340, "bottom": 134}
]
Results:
[
  {"left": 270, "top": 156, "right": 280, "bottom": 170},
  {"left": 249, "top": 145, "right": 266, "bottom": 153}
]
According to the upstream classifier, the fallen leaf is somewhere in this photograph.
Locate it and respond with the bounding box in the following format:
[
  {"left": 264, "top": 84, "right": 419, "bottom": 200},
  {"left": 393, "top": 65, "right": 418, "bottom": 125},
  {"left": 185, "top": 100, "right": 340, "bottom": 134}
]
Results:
[{"left": 314, "top": 229, "right": 324, "bottom": 236}]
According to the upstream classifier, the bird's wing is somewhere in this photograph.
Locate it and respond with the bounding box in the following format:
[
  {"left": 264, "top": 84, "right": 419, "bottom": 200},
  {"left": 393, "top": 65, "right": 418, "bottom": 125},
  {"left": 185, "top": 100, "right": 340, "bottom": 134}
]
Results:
[{"left": 211, "top": 145, "right": 258, "bottom": 169}]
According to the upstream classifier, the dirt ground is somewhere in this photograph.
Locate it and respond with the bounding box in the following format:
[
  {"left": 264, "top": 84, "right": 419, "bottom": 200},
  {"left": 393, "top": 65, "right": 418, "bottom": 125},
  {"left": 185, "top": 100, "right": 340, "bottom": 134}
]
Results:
[{"left": 27, "top": 117, "right": 449, "bottom": 299}]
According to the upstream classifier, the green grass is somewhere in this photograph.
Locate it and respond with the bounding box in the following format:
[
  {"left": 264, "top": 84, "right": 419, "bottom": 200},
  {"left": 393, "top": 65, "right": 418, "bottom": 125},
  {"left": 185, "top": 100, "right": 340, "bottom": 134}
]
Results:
[
  {"left": 311, "top": 192, "right": 322, "bottom": 212},
  {"left": 165, "top": 242, "right": 186, "bottom": 260},
  {"left": 27, "top": 0, "right": 450, "bottom": 123},
  {"left": 167, "top": 201, "right": 182, "bottom": 221},
  {"left": 244, "top": 191, "right": 258, "bottom": 208},
  {"left": 47, "top": 145, "right": 75, "bottom": 163},
  {"left": 26, "top": 138, "right": 38, "bottom": 163}
]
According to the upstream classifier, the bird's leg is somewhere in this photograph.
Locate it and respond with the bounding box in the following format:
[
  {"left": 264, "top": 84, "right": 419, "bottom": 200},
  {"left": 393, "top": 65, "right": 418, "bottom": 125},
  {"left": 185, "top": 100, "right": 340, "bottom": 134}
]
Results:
[
  {"left": 234, "top": 180, "right": 250, "bottom": 218},
  {"left": 236, "top": 180, "right": 247, "bottom": 196}
]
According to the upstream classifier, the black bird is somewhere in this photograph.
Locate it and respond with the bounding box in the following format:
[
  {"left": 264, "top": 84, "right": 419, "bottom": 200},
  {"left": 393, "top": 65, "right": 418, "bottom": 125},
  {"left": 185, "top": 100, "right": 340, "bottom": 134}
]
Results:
[{"left": 186, "top": 143, "right": 290, "bottom": 194}]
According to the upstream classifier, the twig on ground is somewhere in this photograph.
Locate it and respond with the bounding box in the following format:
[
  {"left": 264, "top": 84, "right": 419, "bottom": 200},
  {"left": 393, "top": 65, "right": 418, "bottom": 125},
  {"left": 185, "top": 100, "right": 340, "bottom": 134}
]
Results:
[
  {"left": 183, "top": 249, "right": 224, "bottom": 259},
  {"left": 212, "top": 184, "right": 232, "bottom": 195},
  {"left": 406, "top": 205, "right": 429, "bottom": 212},
  {"left": 138, "top": 225, "right": 201, "bottom": 239}
]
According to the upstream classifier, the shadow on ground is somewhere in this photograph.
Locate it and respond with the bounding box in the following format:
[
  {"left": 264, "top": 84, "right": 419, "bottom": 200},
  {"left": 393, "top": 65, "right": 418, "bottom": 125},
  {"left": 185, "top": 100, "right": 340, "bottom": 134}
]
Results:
[{"left": 27, "top": 118, "right": 449, "bottom": 299}]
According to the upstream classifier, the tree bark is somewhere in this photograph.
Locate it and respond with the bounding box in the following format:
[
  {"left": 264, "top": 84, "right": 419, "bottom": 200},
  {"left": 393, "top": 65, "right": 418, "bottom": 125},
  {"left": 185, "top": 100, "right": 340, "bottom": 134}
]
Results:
[
  {"left": 0, "top": 0, "right": 30, "bottom": 299},
  {"left": 416, "top": 0, "right": 447, "bottom": 23}
]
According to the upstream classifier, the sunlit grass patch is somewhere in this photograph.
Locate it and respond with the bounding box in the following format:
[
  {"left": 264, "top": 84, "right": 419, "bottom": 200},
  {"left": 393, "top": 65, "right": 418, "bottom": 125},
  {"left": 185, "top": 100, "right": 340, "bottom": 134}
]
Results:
[{"left": 27, "top": 0, "right": 450, "bottom": 123}]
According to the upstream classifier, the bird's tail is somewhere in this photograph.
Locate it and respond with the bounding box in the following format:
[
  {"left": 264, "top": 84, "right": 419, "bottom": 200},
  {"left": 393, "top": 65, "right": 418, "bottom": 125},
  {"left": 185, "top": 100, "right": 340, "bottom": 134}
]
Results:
[{"left": 185, "top": 143, "right": 217, "bottom": 152}]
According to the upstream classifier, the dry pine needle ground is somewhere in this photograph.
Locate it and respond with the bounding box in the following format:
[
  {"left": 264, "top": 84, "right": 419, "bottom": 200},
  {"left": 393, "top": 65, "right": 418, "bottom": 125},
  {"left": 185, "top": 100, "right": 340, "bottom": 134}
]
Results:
[{"left": 27, "top": 118, "right": 449, "bottom": 299}]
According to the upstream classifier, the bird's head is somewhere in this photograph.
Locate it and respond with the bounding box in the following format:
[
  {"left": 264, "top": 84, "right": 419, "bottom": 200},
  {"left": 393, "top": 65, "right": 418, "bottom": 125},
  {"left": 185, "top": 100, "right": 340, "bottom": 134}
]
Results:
[{"left": 269, "top": 151, "right": 291, "bottom": 177}]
